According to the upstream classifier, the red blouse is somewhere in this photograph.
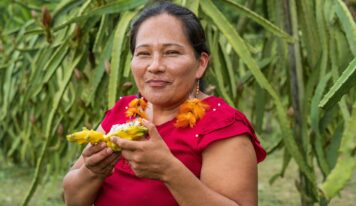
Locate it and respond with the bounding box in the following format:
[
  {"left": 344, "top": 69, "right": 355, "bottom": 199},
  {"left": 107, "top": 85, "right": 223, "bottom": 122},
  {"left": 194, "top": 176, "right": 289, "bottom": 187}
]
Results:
[{"left": 95, "top": 96, "right": 266, "bottom": 206}]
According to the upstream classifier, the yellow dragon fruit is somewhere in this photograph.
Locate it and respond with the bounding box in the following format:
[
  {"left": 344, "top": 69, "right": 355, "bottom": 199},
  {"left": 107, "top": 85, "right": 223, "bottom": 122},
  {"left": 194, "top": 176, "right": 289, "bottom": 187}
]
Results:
[{"left": 66, "top": 119, "right": 148, "bottom": 152}]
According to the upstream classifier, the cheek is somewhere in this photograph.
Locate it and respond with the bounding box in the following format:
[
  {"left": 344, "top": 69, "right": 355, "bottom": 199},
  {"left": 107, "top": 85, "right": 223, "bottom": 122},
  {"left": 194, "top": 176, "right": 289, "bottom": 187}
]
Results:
[
  {"left": 131, "top": 60, "right": 144, "bottom": 80},
  {"left": 170, "top": 62, "right": 197, "bottom": 82}
]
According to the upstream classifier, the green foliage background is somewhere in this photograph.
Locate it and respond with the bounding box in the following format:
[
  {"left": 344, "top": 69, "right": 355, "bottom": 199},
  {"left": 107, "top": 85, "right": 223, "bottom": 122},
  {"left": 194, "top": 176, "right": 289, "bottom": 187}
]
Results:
[{"left": 0, "top": 0, "right": 355, "bottom": 205}]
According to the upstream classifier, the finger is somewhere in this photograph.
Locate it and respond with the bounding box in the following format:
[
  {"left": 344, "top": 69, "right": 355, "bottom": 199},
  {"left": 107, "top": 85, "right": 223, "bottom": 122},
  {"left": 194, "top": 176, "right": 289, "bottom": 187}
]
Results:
[
  {"left": 96, "top": 151, "right": 121, "bottom": 170},
  {"left": 103, "top": 155, "right": 120, "bottom": 175},
  {"left": 121, "top": 149, "right": 136, "bottom": 161},
  {"left": 111, "top": 136, "right": 143, "bottom": 151},
  {"left": 135, "top": 136, "right": 147, "bottom": 141},
  {"left": 82, "top": 142, "right": 106, "bottom": 157},
  {"left": 86, "top": 147, "right": 114, "bottom": 166},
  {"left": 141, "top": 119, "right": 161, "bottom": 140}
]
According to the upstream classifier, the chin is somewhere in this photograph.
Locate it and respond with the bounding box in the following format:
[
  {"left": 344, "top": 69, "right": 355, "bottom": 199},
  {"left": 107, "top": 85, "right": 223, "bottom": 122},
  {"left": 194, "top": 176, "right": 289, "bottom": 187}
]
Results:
[{"left": 144, "top": 93, "right": 173, "bottom": 106}]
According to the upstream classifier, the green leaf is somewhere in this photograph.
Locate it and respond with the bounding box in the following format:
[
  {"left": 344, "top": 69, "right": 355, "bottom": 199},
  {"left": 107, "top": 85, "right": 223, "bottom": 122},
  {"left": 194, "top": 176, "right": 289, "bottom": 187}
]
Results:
[
  {"left": 184, "top": 0, "right": 200, "bottom": 15},
  {"left": 269, "top": 148, "right": 291, "bottom": 185},
  {"left": 320, "top": 102, "right": 356, "bottom": 200},
  {"left": 54, "top": 0, "right": 148, "bottom": 31},
  {"left": 326, "top": 122, "right": 344, "bottom": 169},
  {"left": 219, "top": 38, "right": 237, "bottom": 99},
  {"left": 123, "top": 50, "right": 132, "bottom": 78},
  {"left": 311, "top": 73, "right": 331, "bottom": 176},
  {"left": 316, "top": 0, "right": 329, "bottom": 77},
  {"left": 108, "top": 11, "right": 137, "bottom": 108},
  {"left": 319, "top": 58, "right": 356, "bottom": 110},
  {"left": 31, "top": 44, "right": 69, "bottom": 98},
  {"left": 21, "top": 52, "right": 83, "bottom": 206},
  {"left": 295, "top": 0, "right": 322, "bottom": 68},
  {"left": 335, "top": 0, "right": 356, "bottom": 56},
  {"left": 201, "top": 0, "right": 315, "bottom": 183},
  {"left": 221, "top": 0, "right": 295, "bottom": 42},
  {"left": 208, "top": 29, "right": 234, "bottom": 106},
  {"left": 93, "top": 15, "right": 109, "bottom": 53},
  {"left": 86, "top": 33, "right": 114, "bottom": 105}
]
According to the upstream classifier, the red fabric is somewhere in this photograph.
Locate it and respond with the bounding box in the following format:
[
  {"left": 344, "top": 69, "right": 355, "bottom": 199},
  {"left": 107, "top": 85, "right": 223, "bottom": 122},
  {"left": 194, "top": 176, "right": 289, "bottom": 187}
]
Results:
[{"left": 95, "top": 96, "right": 266, "bottom": 206}]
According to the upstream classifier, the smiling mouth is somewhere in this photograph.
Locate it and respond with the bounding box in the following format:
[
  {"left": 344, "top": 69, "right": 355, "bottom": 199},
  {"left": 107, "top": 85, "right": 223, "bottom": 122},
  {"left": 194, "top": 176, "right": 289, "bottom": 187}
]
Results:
[{"left": 146, "top": 80, "right": 171, "bottom": 87}]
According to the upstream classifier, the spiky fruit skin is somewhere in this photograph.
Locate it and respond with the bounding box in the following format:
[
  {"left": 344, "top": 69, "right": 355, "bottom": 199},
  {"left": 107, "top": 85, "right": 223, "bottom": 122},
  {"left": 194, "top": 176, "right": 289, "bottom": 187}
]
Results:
[{"left": 66, "top": 121, "right": 148, "bottom": 152}]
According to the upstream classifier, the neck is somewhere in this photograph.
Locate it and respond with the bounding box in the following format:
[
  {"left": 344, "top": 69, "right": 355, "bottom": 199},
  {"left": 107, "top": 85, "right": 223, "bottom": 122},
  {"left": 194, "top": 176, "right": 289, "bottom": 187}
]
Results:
[{"left": 147, "top": 97, "right": 186, "bottom": 125}]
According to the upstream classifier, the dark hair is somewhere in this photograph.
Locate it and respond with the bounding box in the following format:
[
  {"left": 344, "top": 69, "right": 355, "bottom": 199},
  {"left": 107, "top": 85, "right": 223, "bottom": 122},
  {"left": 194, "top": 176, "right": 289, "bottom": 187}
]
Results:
[{"left": 129, "top": 1, "right": 209, "bottom": 58}]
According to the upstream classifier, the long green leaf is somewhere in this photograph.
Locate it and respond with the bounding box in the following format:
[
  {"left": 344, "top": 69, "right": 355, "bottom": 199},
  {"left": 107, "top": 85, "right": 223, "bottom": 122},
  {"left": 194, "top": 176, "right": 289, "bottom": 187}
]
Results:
[
  {"left": 184, "top": 0, "right": 200, "bottom": 15},
  {"left": 311, "top": 73, "right": 331, "bottom": 176},
  {"left": 201, "top": 0, "right": 315, "bottom": 183},
  {"left": 31, "top": 44, "right": 69, "bottom": 98},
  {"left": 221, "top": 0, "right": 294, "bottom": 42},
  {"left": 54, "top": 0, "right": 148, "bottom": 31},
  {"left": 86, "top": 33, "right": 114, "bottom": 105},
  {"left": 335, "top": 0, "right": 356, "bottom": 56},
  {"left": 108, "top": 11, "right": 137, "bottom": 108},
  {"left": 295, "top": 0, "right": 321, "bottom": 68},
  {"left": 320, "top": 102, "right": 356, "bottom": 200},
  {"left": 219, "top": 38, "right": 237, "bottom": 99},
  {"left": 209, "top": 31, "right": 234, "bottom": 106},
  {"left": 21, "top": 53, "right": 82, "bottom": 206},
  {"left": 319, "top": 58, "right": 356, "bottom": 110},
  {"left": 316, "top": 0, "right": 329, "bottom": 77},
  {"left": 93, "top": 15, "right": 109, "bottom": 53}
]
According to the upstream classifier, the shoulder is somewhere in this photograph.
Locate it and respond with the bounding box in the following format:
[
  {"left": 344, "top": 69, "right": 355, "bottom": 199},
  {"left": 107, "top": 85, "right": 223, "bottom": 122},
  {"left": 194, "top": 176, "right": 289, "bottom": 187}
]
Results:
[
  {"left": 196, "top": 96, "right": 266, "bottom": 163},
  {"left": 198, "top": 96, "right": 251, "bottom": 130}
]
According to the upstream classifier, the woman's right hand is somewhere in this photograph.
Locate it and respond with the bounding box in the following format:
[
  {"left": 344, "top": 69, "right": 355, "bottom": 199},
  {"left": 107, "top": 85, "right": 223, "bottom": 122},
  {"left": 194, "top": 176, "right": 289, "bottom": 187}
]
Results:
[{"left": 82, "top": 142, "right": 121, "bottom": 179}]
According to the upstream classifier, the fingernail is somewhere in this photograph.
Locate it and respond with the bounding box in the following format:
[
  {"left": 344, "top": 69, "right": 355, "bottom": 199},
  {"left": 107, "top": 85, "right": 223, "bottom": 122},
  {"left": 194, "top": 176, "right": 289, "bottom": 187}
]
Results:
[{"left": 106, "top": 148, "right": 113, "bottom": 154}]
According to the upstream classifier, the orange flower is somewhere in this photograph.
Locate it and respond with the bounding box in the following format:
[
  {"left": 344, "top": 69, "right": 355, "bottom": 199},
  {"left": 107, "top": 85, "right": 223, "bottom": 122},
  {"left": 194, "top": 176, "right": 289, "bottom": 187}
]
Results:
[
  {"left": 128, "top": 98, "right": 139, "bottom": 108},
  {"left": 126, "top": 97, "right": 148, "bottom": 119},
  {"left": 175, "top": 112, "right": 196, "bottom": 128},
  {"left": 128, "top": 97, "right": 147, "bottom": 110},
  {"left": 175, "top": 98, "right": 209, "bottom": 128},
  {"left": 126, "top": 97, "right": 208, "bottom": 128}
]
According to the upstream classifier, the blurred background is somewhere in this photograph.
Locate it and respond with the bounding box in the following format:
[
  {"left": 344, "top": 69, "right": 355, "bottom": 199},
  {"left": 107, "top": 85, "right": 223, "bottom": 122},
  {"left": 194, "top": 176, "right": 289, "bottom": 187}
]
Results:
[{"left": 0, "top": 0, "right": 355, "bottom": 205}]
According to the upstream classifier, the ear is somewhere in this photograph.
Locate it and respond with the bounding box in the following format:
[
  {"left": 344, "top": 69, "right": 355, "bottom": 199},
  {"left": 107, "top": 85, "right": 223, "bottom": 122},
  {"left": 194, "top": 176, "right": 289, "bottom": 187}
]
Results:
[{"left": 195, "top": 52, "right": 209, "bottom": 79}]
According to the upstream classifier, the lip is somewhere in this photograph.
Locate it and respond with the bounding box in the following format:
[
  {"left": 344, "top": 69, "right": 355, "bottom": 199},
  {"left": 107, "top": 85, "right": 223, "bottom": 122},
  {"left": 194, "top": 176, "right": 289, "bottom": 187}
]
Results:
[{"left": 145, "top": 79, "right": 171, "bottom": 87}]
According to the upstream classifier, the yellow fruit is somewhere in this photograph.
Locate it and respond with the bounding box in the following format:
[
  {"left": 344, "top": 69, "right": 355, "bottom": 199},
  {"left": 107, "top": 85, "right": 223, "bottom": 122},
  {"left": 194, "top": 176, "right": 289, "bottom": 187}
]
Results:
[
  {"left": 66, "top": 128, "right": 103, "bottom": 144},
  {"left": 106, "top": 141, "right": 121, "bottom": 152},
  {"left": 66, "top": 119, "right": 148, "bottom": 152},
  {"left": 106, "top": 125, "right": 148, "bottom": 140}
]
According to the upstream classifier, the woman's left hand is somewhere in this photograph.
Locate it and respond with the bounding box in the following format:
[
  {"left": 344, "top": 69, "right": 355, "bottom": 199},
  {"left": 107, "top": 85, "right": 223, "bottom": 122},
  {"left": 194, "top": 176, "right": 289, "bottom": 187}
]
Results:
[{"left": 110, "top": 119, "right": 177, "bottom": 180}]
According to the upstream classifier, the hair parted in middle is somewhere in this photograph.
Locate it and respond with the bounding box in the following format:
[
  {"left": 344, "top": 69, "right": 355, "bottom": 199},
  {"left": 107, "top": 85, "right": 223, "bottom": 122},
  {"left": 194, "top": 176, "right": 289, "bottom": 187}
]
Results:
[{"left": 129, "top": 1, "right": 209, "bottom": 59}]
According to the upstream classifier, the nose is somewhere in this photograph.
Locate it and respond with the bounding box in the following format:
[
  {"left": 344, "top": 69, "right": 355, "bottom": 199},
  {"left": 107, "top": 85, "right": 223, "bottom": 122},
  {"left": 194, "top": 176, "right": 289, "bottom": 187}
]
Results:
[{"left": 147, "top": 54, "right": 165, "bottom": 73}]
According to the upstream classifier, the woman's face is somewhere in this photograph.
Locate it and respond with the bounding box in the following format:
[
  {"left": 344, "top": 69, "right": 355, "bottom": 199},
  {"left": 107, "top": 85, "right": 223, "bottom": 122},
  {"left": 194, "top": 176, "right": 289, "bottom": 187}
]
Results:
[{"left": 131, "top": 13, "right": 208, "bottom": 107}]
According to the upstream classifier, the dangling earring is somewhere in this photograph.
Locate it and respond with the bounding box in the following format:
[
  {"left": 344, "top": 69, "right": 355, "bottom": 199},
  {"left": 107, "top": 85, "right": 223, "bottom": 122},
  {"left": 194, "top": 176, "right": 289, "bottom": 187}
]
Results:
[{"left": 195, "top": 79, "right": 200, "bottom": 98}]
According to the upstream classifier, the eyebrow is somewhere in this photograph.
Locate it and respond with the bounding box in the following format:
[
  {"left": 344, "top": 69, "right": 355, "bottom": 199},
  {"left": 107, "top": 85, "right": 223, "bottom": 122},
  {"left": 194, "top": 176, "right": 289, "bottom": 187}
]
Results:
[{"left": 135, "top": 43, "right": 184, "bottom": 49}]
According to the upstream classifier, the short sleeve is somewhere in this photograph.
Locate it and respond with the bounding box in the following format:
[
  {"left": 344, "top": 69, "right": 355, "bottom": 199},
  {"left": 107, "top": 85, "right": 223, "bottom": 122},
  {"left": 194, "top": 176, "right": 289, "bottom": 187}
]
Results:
[{"left": 197, "top": 108, "right": 266, "bottom": 163}]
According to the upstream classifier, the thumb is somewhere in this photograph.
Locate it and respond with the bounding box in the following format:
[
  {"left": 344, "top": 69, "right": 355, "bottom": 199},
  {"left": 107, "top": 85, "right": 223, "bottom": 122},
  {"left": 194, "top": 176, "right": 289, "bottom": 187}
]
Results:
[{"left": 141, "top": 119, "right": 161, "bottom": 141}]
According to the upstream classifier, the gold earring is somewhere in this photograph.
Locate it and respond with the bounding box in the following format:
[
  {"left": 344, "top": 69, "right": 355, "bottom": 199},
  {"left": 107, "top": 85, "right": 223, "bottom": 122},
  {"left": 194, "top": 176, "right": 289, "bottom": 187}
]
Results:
[{"left": 195, "top": 79, "right": 200, "bottom": 98}]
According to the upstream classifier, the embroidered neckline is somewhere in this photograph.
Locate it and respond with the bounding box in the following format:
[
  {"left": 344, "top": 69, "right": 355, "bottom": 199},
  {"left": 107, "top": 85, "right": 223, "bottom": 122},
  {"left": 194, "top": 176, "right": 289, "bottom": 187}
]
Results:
[{"left": 125, "top": 96, "right": 209, "bottom": 128}]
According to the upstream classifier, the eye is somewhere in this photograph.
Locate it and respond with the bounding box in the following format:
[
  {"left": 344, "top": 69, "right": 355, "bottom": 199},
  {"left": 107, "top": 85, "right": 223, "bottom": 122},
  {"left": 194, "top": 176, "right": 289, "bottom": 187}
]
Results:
[
  {"left": 135, "top": 51, "right": 150, "bottom": 57},
  {"left": 165, "top": 50, "right": 180, "bottom": 56}
]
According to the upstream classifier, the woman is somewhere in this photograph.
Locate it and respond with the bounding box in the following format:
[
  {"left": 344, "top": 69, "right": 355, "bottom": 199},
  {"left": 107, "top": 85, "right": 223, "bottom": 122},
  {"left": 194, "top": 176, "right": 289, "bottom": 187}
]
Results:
[{"left": 63, "top": 2, "right": 266, "bottom": 206}]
